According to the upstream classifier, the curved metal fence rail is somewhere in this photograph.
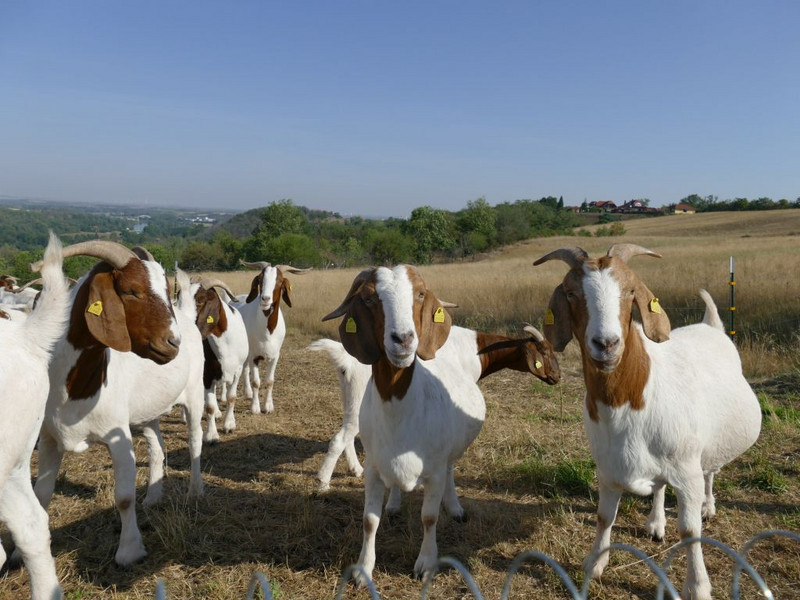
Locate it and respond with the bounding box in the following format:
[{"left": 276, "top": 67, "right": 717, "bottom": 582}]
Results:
[{"left": 150, "top": 530, "right": 797, "bottom": 599}]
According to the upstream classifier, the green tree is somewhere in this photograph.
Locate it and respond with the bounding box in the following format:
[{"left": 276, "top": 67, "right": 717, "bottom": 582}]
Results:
[
  {"left": 364, "top": 228, "right": 415, "bottom": 265},
  {"left": 402, "top": 206, "right": 457, "bottom": 263}
]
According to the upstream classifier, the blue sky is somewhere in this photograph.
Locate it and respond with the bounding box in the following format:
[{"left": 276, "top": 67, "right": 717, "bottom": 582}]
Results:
[{"left": 1, "top": 1, "right": 798, "bottom": 217}]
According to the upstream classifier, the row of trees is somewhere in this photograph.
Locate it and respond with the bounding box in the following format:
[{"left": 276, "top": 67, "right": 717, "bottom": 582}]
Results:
[
  {"left": 148, "top": 197, "right": 579, "bottom": 271},
  {"left": 675, "top": 194, "right": 800, "bottom": 212}
]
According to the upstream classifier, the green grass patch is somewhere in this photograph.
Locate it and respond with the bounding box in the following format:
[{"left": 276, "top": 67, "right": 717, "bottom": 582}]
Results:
[{"left": 508, "top": 456, "right": 596, "bottom": 498}]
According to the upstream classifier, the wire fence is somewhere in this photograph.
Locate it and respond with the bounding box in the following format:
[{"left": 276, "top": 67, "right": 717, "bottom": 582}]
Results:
[{"left": 151, "top": 530, "right": 799, "bottom": 600}]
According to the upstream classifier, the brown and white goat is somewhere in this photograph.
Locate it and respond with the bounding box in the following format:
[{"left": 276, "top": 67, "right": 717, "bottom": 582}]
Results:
[
  {"left": 233, "top": 261, "right": 310, "bottom": 414},
  {"left": 534, "top": 243, "right": 761, "bottom": 600},
  {"left": 310, "top": 323, "right": 560, "bottom": 492},
  {"left": 31, "top": 242, "right": 205, "bottom": 568},
  {"left": 323, "top": 266, "right": 485, "bottom": 584},
  {"left": 190, "top": 278, "right": 249, "bottom": 442}
]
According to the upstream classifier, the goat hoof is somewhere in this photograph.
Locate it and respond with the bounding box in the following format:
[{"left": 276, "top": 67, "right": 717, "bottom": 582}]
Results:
[
  {"left": 451, "top": 511, "right": 469, "bottom": 524},
  {"left": 651, "top": 533, "right": 664, "bottom": 543}
]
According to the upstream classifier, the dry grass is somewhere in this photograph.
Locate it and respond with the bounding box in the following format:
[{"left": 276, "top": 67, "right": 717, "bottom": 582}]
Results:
[{"left": 2, "top": 210, "right": 799, "bottom": 599}]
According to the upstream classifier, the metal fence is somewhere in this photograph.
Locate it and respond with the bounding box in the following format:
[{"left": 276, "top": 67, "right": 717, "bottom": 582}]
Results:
[{"left": 152, "top": 529, "right": 798, "bottom": 599}]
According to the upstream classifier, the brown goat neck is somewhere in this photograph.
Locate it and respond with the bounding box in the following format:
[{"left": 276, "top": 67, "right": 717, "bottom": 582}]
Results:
[
  {"left": 372, "top": 356, "right": 416, "bottom": 402},
  {"left": 581, "top": 325, "right": 650, "bottom": 422}
]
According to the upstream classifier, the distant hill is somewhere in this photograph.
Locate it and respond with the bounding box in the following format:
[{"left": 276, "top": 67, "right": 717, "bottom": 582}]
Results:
[{"left": 580, "top": 209, "right": 800, "bottom": 238}]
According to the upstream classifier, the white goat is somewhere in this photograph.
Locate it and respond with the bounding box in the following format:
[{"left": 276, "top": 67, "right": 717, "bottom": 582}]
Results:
[
  {"left": 233, "top": 261, "right": 310, "bottom": 414},
  {"left": 0, "top": 234, "right": 67, "bottom": 600},
  {"left": 309, "top": 324, "right": 560, "bottom": 492},
  {"left": 190, "top": 278, "right": 249, "bottom": 443},
  {"left": 322, "top": 266, "right": 485, "bottom": 583},
  {"left": 534, "top": 243, "right": 762, "bottom": 600},
  {"left": 31, "top": 242, "right": 205, "bottom": 568}
]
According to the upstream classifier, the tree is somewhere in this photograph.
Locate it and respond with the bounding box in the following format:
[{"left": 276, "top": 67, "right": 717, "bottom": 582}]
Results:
[
  {"left": 402, "top": 206, "right": 457, "bottom": 263},
  {"left": 456, "top": 197, "right": 497, "bottom": 256}
]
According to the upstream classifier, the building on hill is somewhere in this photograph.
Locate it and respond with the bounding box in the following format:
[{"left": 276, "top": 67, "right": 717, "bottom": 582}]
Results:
[
  {"left": 672, "top": 203, "right": 696, "bottom": 214},
  {"left": 588, "top": 200, "right": 617, "bottom": 212}
]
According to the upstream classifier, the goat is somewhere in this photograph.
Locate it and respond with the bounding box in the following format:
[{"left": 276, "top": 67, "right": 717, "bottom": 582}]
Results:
[
  {"left": 310, "top": 323, "right": 560, "bottom": 492},
  {"left": 534, "top": 243, "right": 761, "bottom": 600},
  {"left": 0, "top": 277, "right": 42, "bottom": 310},
  {"left": 322, "top": 265, "right": 485, "bottom": 583},
  {"left": 190, "top": 278, "right": 249, "bottom": 443},
  {"left": 232, "top": 261, "right": 310, "bottom": 414},
  {"left": 30, "top": 241, "right": 205, "bottom": 568},
  {"left": 0, "top": 234, "right": 67, "bottom": 600}
]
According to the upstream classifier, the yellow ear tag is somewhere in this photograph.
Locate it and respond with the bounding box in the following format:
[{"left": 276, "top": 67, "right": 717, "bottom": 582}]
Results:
[
  {"left": 206, "top": 315, "right": 215, "bottom": 324},
  {"left": 649, "top": 298, "right": 663, "bottom": 314},
  {"left": 433, "top": 307, "right": 446, "bottom": 323},
  {"left": 545, "top": 308, "right": 555, "bottom": 325},
  {"left": 345, "top": 317, "right": 357, "bottom": 333},
  {"left": 535, "top": 360, "right": 543, "bottom": 369},
  {"left": 87, "top": 300, "right": 103, "bottom": 316}
]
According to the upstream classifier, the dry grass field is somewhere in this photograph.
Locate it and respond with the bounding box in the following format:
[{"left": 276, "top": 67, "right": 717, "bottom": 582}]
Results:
[{"left": 2, "top": 210, "right": 799, "bottom": 599}]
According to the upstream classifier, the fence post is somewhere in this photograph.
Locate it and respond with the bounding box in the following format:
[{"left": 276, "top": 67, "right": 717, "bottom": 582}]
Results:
[{"left": 728, "top": 256, "right": 736, "bottom": 341}]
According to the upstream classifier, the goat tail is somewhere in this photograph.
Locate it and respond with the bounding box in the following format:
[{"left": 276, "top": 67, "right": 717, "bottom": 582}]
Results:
[
  {"left": 698, "top": 289, "right": 725, "bottom": 331},
  {"left": 307, "top": 338, "right": 358, "bottom": 373},
  {"left": 26, "top": 231, "right": 70, "bottom": 355}
]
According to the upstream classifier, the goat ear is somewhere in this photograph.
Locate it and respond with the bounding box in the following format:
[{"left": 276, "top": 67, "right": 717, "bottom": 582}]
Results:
[
  {"left": 245, "top": 275, "right": 261, "bottom": 303},
  {"left": 339, "top": 298, "right": 381, "bottom": 365},
  {"left": 543, "top": 284, "right": 573, "bottom": 352},
  {"left": 281, "top": 279, "right": 292, "bottom": 308},
  {"left": 634, "top": 281, "right": 671, "bottom": 342},
  {"left": 84, "top": 271, "right": 132, "bottom": 352},
  {"left": 416, "top": 291, "right": 451, "bottom": 360}
]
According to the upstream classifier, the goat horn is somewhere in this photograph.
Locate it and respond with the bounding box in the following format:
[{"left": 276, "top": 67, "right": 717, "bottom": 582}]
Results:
[
  {"left": 31, "top": 240, "right": 137, "bottom": 272},
  {"left": 439, "top": 300, "right": 459, "bottom": 309},
  {"left": 240, "top": 259, "right": 271, "bottom": 270},
  {"left": 606, "top": 243, "right": 662, "bottom": 263},
  {"left": 533, "top": 247, "right": 589, "bottom": 269},
  {"left": 17, "top": 278, "right": 43, "bottom": 291},
  {"left": 199, "top": 278, "right": 236, "bottom": 299},
  {"left": 132, "top": 246, "right": 155, "bottom": 261},
  {"left": 522, "top": 322, "right": 544, "bottom": 342},
  {"left": 276, "top": 265, "right": 312, "bottom": 275},
  {"left": 321, "top": 268, "right": 374, "bottom": 321}
]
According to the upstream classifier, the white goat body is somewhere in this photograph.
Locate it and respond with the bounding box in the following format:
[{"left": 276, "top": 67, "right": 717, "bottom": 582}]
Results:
[
  {"left": 0, "top": 234, "right": 67, "bottom": 600},
  {"left": 323, "top": 265, "right": 485, "bottom": 583},
  {"left": 33, "top": 246, "right": 205, "bottom": 568},
  {"left": 232, "top": 263, "right": 309, "bottom": 414},
  {"left": 535, "top": 244, "right": 761, "bottom": 600}
]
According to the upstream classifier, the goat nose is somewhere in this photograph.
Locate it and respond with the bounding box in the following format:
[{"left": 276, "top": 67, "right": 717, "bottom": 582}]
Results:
[
  {"left": 167, "top": 336, "right": 181, "bottom": 350},
  {"left": 391, "top": 331, "right": 414, "bottom": 347},
  {"left": 592, "top": 336, "right": 619, "bottom": 353}
]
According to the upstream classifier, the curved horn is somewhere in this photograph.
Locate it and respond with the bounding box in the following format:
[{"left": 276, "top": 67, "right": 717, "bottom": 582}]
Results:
[
  {"left": 439, "top": 300, "right": 459, "bottom": 309},
  {"left": 321, "top": 268, "right": 374, "bottom": 322},
  {"left": 533, "top": 247, "right": 589, "bottom": 269},
  {"left": 240, "top": 259, "right": 271, "bottom": 270},
  {"left": 31, "top": 240, "right": 137, "bottom": 272},
  {"left": 276, "top": 265, "right": 312, "bottom": 275},
  {"left": 17, "top": 278, "right": 43, "bottom": 291},
  {"left": 606, "top": 243, "right": 662, "bottom": 263},
  {"left": 132, "top": 246, "right": 155, "bottom": 261},
  {"left": 522, "top": 321, "right": 544, "bottom": 342},
  {"left": 199, "top": 277, "right": 236, "bottom": 299}
]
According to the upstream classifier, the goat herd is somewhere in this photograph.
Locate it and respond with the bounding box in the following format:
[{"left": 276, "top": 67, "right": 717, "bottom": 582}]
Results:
[{"left": 0, "top": 234, "right": 762, "bottom": 600}]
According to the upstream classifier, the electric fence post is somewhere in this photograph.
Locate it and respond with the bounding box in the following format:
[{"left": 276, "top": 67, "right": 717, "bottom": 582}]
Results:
[{"left": 728, "top": 256, "right": 736, "bottom": 341}]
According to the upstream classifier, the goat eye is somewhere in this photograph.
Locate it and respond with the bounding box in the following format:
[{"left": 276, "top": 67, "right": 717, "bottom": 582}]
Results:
[{"left": 417, "top": 291, "right": 425, "bottom": 301}]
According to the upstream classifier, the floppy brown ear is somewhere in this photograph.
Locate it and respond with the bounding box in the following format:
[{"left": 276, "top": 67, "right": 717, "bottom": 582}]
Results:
[
  {"left": 634, "top": 280, "right": 671, "bottom": 342},
  {"left": 84, "top": 271, "right": 132, "bottom": 352},
  {"left": 245, "top": 275, "right": 261, "bottom": 303},
  {"left": 543, "top": 284, "right": 573, "bottom": 352},
  {"left": 416, "top": 291, "right": 452, "bottom": 360},
  {"left": 339, "top": 298, "right": 381, "bottom": 365},
  {"left": 281, "top": 279, "right": 292, "bottom": 308}
]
